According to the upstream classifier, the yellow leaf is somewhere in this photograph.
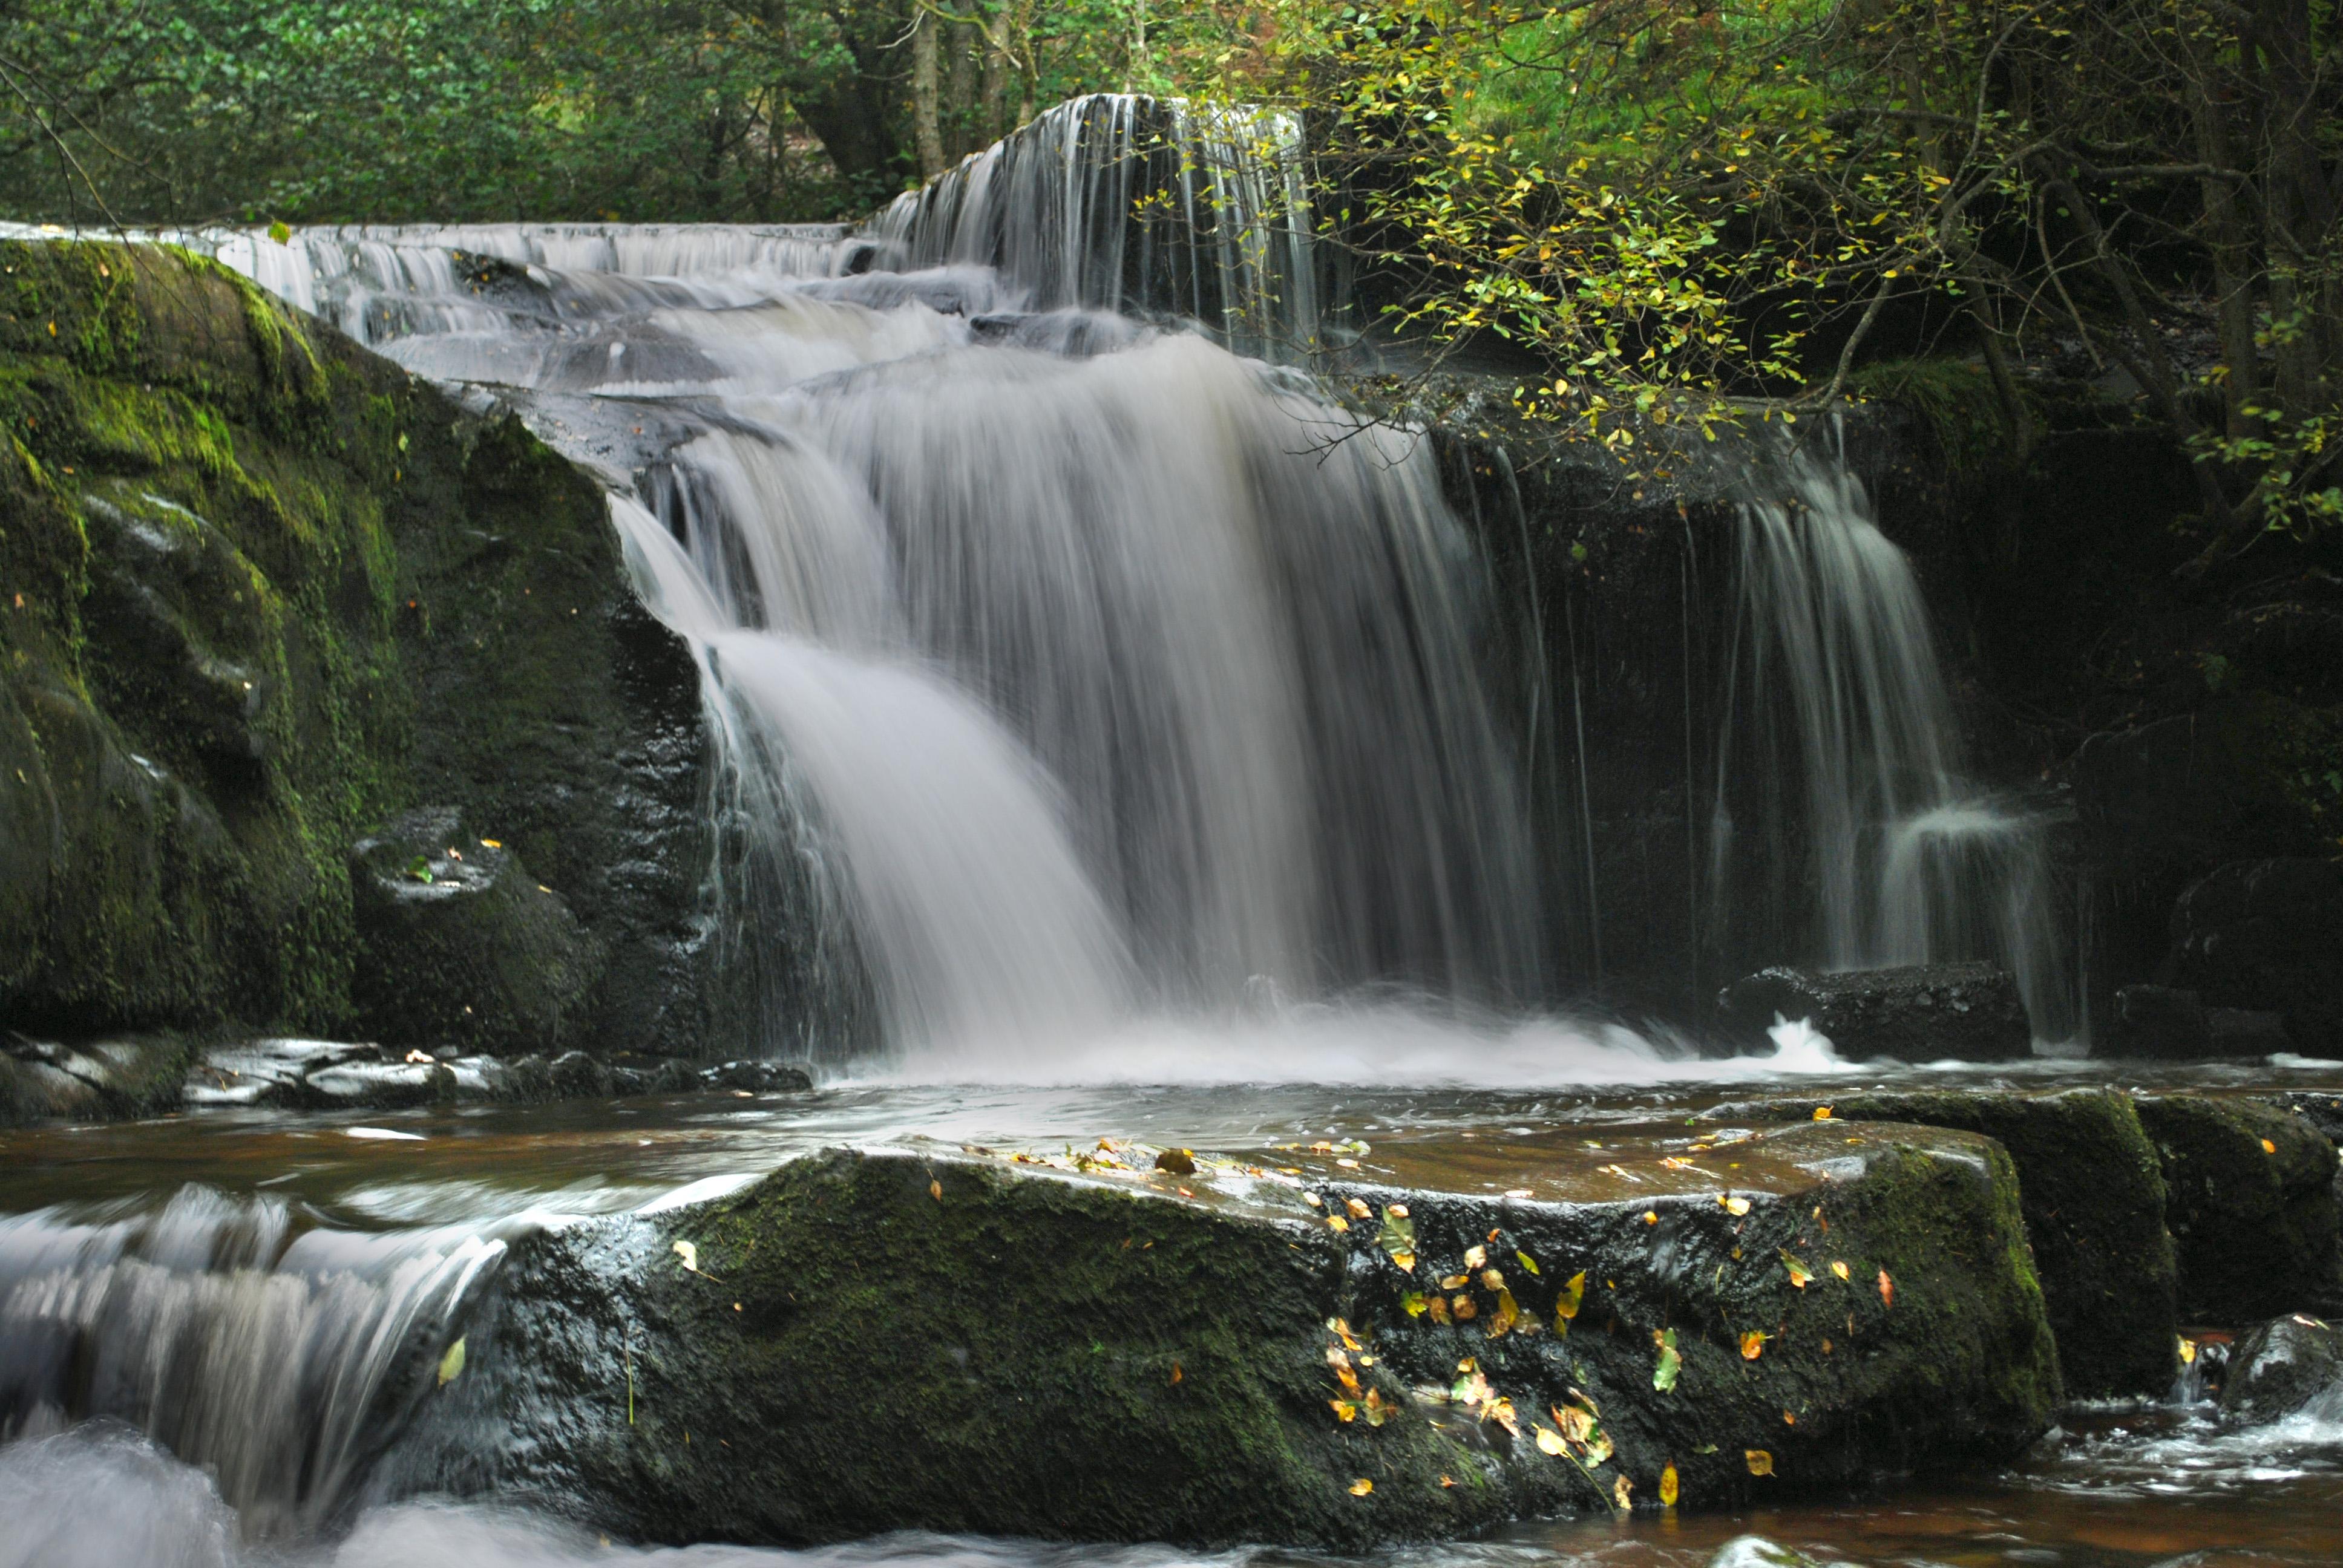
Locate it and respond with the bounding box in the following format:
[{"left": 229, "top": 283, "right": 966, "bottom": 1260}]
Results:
[
  {"left": 437, "top": 1336, "right": 467, "bottom": 1387},
  {"left": 1611, "top": 1475, "right": 1633, "bottom": 1511},
  {"left": 1812, "top": 1106, "right": 1833, "bottom": 1120},
  {"left": 1643, "top": 1210, "right": 1659, "bottom": 1225},
  {"left": 1830, "top": 1260, "right": 1851, "bottom": 1281},
  {"left": 1486, "top": 1286, "right": 1521, "bottom": 1337},
  {"left": 1746, "top": 1449, "right": 1774, "bottom": 1477},
  {"left": 1556, "top": 1270, "right": 1586, "bottom": 1324},
  {"left": 479, "top": 838, "right": 502, "bottom": 849},
  {"left": 1659, "top": 1463, "right": 1679, "bottom": 1507},
  {"left": 1440, "top": 1274, "right": 1467, "bottom": 1290},
  {"left": 1331, "top": 1398, "right": 1357, "bottom": 1422},
  {"left": 1349, "top": 1478, "right": 1374, "bottom": 1497},
  {"left": 2178, "top": 1336, "right": 2197, "bottom": 1365},
  {"left": 2261, "top": 1138, "right": 2278, "bottom": 1154},
  {"left": 1720, "top": 1195, "right": 1752, "bottom": 1217},
  {"left": 1346, "top": 1198, "right": 1374, "bottom": 1220},
  {"left": 1327, "top": 1215, "right": 1350, "bottom": 1232},
  {"left": 1740, "top": 1330, "right": 1766, "bottom": 1361},
  {"left": 1402, "top": 1292, "right": 1429, "bottom": 1317},
  {"left": 1536, "top": 1426, "right": 1567, "bottom": 1456},
  {"left": 1481, "top": 1268, "right": 1506, "bottom": 1291},
  {"left": 929, "top": 1180, "right": 943, "bottom": 1200},
  {"left": 1392, "top": 1251, "right": 1417, "bottom": 1271},
  {"left": 1515, "top": 1250, "right": 1541, "bottom": 1276},
  {"left": 1463, "top": 1244, "right": 1487, "bottom": 1269}
]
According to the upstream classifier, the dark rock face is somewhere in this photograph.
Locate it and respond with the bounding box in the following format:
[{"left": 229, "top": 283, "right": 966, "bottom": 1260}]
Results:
[
  {"left": 2134, "top": 1097, "right": 2342, "bottom": 1324},
  {"left": 2167, "top": 858, "right": 2343, "bottom": 1057},
  {"left": 0, "top": 1031, "right": 192, "bottom": 1125},
  {"left": 390, "top": 1127, "right": 2055, "bottom": 1548},
  {"left": 1703, "top": 1089, "right": 2178, "bottom": 1399},
  {"left": 0, "top": 241, "right": 716, "bottom": 1058},
  {"left": 1716, "top": 963, "right": 2031, "bottom": 1061},
  {"left": 2219, "top": 1313, "right": 2343, "bottom": 1426},
  {"left": 351, "top": 807, "right": 598, "bottom": 1056},
  {"left": 2105, "top": 985, "right": 2213, "bottom": 1059}
]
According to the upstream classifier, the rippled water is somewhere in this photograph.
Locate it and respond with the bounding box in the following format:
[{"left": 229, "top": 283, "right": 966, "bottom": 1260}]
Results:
[{"left": 7, "top": 1051, "right": 2343, "bottom": 1567}]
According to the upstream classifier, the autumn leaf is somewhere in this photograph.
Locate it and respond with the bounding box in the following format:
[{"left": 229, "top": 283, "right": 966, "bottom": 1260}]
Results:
[
  {"left": 1481, "top": 1268, "right": 1507, "bottom": 1292},
  {"left": 1653, "top": 1327, "right": 1681, "bottom": 1391},
  {"left": 1453, "top": 1294, "right": 1478, "bottom": 1321},
  {"left": 1878, "top": 1268, "right": 1895, "bottom": 1308},
  {"left": 1402, "top": 1292, "right": 1430, "bottom": 1318},
  {"left": 1720, "top": 1194, "right": 1752, "bottom": 1217},
  {"left": 1428, "top": 1295, "right": 1452, "bottom": 1325},
  {"left": 1536, "top": 1426, "right": 1568, "bottom": 1456},
  {"left": 1377, "top": 1208, "right": 1418, "bottom": 1271},
  {"left": 1486, "top": 1396, "right": 1522, "bottom": 1436},
  {"left": 1553, "top": 1401, "right": 1596, "bottom": 1445},
  {"left": 437, "top": 1337, "right": 467, "bottom": 1387},
  {"left": 2261, "top": 1138, "right": 2278, "bottom": 1155},
  {"left": 1813, "top": 1106, "right": 1833, "bottom": 1120},
  {"left": 1830, "top": 1260, "right": 1851, "bottom": 1281},
  {"left": 1740, "top": 1330, "right": 1766, "bottom": 1361},
  {"left": 1781, "top": 1251, "right": 1814, "bottom": 1289},
  {"left": 1515, "top": 1250, "right": 1541, "bottom": 1276},
  {"left": 2178, "top": 1336, "right": 2197, "bottom": 1365},
  {"left": 1331, "top": 1398, "right": 1358, "bottom": 1422},
  {"left": 1328, "top": 1347, "right": 1362, "bottom": 1392},
  {"left": 1440, "top": 1273, "right": 1467, "bottom": 1290},
  {"left": 1463, "top": 1244, "right": 1488, "bottom": 1270},
  {"left": 1362, "top": 1388, "right": 1392, "bottom": 1426},
  {"left": 929, "top": 1180, "right": 943, "bottom": 1200},
  {"left": 1346, "top": 1197, "right": 1374, "bottom": 1220},
  {"left": 1659, "top": 1463, "right": 1680, "bottom": 1507},
  {"left": 1349, "top": 1478, "right": 1374, "bottom": 1497},
  {"left": 1555, "top": 1270, "right": 1586, "bottom": 1327},
  {"left": 1611, "top": 1475, "right": 1634, "bottom": 1511},
  {"left": 1486, "top": 1286, "right": 1521, "bottom": 1337},
  {"left": 1745, "top": 1449, "right": 1774, "bottom": 1476},
  {"left": 1327, "top": 1215, "right": 1351, "bottom": 1233}
]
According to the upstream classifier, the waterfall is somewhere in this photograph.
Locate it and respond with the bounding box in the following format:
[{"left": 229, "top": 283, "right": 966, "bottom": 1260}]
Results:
[
  {"left": 171, "top": 131, "right": 1532, "bottom": 1070},
  {"left": 870, "top": 94, "right": 1323, "bottom": 361},
  {"left": 1711, "top": 451, "right": 2073, "bottom": 1040},
  {"left": 0, "top": 1190, "right": 502, "bottom": 1538}
]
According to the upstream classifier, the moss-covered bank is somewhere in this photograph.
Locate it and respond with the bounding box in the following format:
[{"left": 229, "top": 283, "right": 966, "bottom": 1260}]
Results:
[{"left": 0, "top": 240, "right": 711, "bottom": 1057}]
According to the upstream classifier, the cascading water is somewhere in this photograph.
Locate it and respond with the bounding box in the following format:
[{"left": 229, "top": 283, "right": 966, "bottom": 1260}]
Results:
[
  {"left": 1709, "top": 449, "right": 2074, "bottom": 1042},
  {"left": 177, "top": 114, "right": 1535, "bottom": 1071}
]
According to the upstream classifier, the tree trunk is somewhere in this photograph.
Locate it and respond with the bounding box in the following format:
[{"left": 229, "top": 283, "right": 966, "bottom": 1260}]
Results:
[{"left": 912, "top": 10, "right": 946, "bottom": 180}]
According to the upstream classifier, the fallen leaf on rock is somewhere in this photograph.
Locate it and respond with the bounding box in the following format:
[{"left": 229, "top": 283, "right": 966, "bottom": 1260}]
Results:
[
  {"left": 1327, "top": 1215, "right": 1350, "bottom": 1232},
  {"left": 437, "top": 1337, "right": 467, "bottom": 1387},
  {"left": 1428, "top": 1295, "right": 1452, "bottom": 1324},
  {"left": 2178, "top": 1336, "right": 2197, "bottom": 1365},
  {"left": 1643, "top": 1210, "right": 1659, "bottom": 1225},
  {"left": 1441, "top": 1475, "right": 1457, "bottom": 1488},
  {"left": 1480, "top": 1267, "right": 1506, "bottom": 1290},
  {"left": 1535, "top": 1426, "right": 1567, "bottom": 1456},
  {"left": 1329, "top": 1318, "right": 1362, "bottom": 1350},
  {"left": 1403, "top": 1292, "right": 1430, "bottom": 1317},
  {"left": 1813, "top": 1106, "right": 1833, "bottom": 1120},
  {"left": 2262, "top": 1138, "right": 2278, "bottom": 1155},
  {"left": 1515, "top": 1250, "right": 1541, "bottom": 1275},
  {"left": 1362, "top": 1388, "right": 1392, "bottom": 1426},
  {"left": 1349, "top": 1478, "right": 1374, "bottom": 1497},
  {"left": 1746, "top": 1449, "right": 1774, "bottom": 1476},
  {"left": 1830, "top": 1261, "right": 1851, "bottom": 1281},
  {"left": 1330, "top": 1398, "right": 1358, "bottom": 1422},
  {"left": 673, "top": 1240, "right": 698, "bottom": 1272},
  {"left": 1652, "top": 1328, "right": 1681, "bottom": 1392},
  {"left": 929, "top": 1180, "right": 943, "bottom": 1200},
  {"left": 1346, "top": 1197, "right": 1374, "bottom": 1220},
  {"left": 1170, "top": 1364, "right": 1182, "bottom": 1385},
  {"left": 1612, "top": 1475, "right": 1634, "bottom": 1511},
  {"left": 1659, "top": 1463, "right": 1679, "bottom": 1506},
  {"left": 1556, "top": 1270, "right": 1586, "bottom": 1330},
  {"left": 1781, "top": 1252, "right": 1813, "bottom": 1289},
  {"left": 1740, "top": 1330, "right": 1766, "bottom": 1361},
  {"left": 1463, "top": 1244, "right": 1487, "bottom": 1270},
  {"left": 1486, "top": 1287, "right": 1521, "bottom": 1337},
  {"left": 1452, "top": 1294, "right": 1478, "bottom": 1321},
  {"left": 1878, "top": 1268, "right": 1894, "bottom": 1308},
  {"left": 1303, "top": 1192, "right": 1322, "bottom": 1207},
  {"left": 1377, "top": 1209, "right": 1418, "bottom": 1270},
  {"left": 1720, "top": 1195, "right": 1751, "bottom": 1217}
]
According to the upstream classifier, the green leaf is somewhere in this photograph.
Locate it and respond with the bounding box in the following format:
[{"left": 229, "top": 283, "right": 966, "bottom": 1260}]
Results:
[
  {"left": 1653, "top": 1326, "right": 1681, "bottom": 1391},
  {"left": 266, "top": 220, "right": 292, "bottom": 246},
  {"left": 437, "top": 1336, "right": 467, "bottom": 1386}
]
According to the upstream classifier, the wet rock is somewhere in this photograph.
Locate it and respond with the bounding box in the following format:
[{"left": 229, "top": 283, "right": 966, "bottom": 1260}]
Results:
[
  {"left": 700, "top": 1059, "right": 814, "bottom": 1094},
  {"left": 350, "top": 808, "right": 601, "bottom": 1057},
  {"left": 396, "top": 1121, "right": 2056, "bottom": 1548},
  {"left": 305, "top": 1059, "right": 459, "bottom": 1108},
  {"left": 2104, "top": 985, "right": 2212, "bottom": 1059},
  {"left": 1715, "top": 963, "right": 2031, "bottom": 1061},
  {"left": 546, "top": 1050, "right": 612, "bottom": 1100},
  {"left": 1, "top": 1031, "right": 194, "bottom": 1124},
  {"left": 1706, "top": 1541, "right": 1838, "bottom": 1568},
  {"left": 2168, "top": 858, "right": 2343, "bottom": 1057},
  {"left": 1703, "top": 1088, "right": 2177, "bottom": 1399},
  {"left": 2134, "top": 1097, "right": 2341, "bottom": 1323},
  {"left": 183, "top": 1037, "right": 378, "bottom": 1108},
  {"left": 2207, "top": 1008, "right": 2293, "bottom": 1056},
  {"left": 2219, "top": 1313, "right": 2343, "bottom": 1426}
]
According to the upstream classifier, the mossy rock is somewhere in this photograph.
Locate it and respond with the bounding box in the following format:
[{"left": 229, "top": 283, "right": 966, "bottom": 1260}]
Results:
[
  {"left": 2134, "top": 1096, "right": 2341, "bottom": 1324},
  {"left": 387, "top": 1124, "right": 2055, "bottom": 1548},
  {"left": 1705, "top": 1089, "right": 2178, "bottom": 1398},
  {"left": 0, "top": 240, "right": 714, "bottom": 1063}
]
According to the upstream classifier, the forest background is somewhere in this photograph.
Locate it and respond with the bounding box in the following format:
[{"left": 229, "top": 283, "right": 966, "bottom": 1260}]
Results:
[{"left": 2, "top": 0, "right": 2336, "bottom": 548}]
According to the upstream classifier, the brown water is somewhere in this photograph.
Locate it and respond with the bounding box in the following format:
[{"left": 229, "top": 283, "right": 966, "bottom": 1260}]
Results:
[{"left": 5, "top": 1063, "right": 2341, "bottom": 1568}]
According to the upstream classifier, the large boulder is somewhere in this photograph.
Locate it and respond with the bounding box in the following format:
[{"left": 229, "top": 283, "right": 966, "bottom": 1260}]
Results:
[
  {"left": 2219, "top": 1313, "right": 2343, "bottom": 1426},
  {"left": 1703, "top": 1089, "right": 2178, "bottom": 1399},
  {"left": 386, "top": 1122, "right": 2056, "bottom": 1547},
  {"left": 2134, "top": 1096, "right": 2341, "bottom": 1323},
  {"left": 350, "top": 807, "right": 598, "bottom": 1056},
  {"left": 2166, "top": 858, "right": 2343, "bottom": 1057},
  {"left": 1716, "top": 963, "right": 2031, "bottom": 1061},
  {"left": 0, "top": 240, "right": 716, "bottom": 1062},
  {"left": 0, "top": 1031, "right": 192, "bottom": 1125}
]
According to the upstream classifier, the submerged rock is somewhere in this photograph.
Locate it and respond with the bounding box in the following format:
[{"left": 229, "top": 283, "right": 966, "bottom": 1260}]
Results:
[
  {"left": 1705, "top": 1088, "right": 2178, "bottom": 1399},
  {"left": 2219, "top": 1313, "right": 2343, "bottom": 1426},
  {"left": 0, "top": 1031, "right": 192, "bottom": 1124},
  {"left": 391, "top": 1121, "right": 2057, "bottom": 1549},
  {"left": 2134, "top": 1096, "right": 2341, "bottom": 1324},
  {"left": 1716, "top": 963, "right": 2031, "bottom": 1061}
]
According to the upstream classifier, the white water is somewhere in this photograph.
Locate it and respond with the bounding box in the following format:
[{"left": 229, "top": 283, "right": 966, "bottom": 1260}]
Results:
[{"left": 1711, "top": 452, "right": 2073, "bottom": 1041}]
